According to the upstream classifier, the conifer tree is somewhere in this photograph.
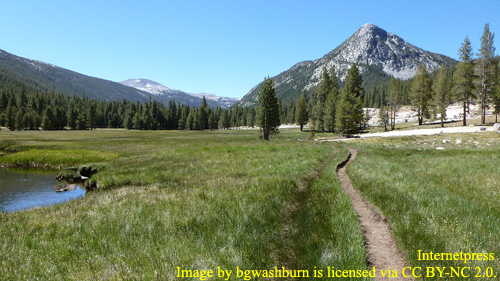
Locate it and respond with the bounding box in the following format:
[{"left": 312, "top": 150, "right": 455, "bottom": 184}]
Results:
[
  {"left": 199, "top": 96, "right": 209, "bottom": 130},
  {"left": 221, "top": 110, "right": 231, "bottom": 130},
  {"left": 67, "top": 106, "right": 77, "bottom": 130},
  {"left": 15, "top": 108, "right": 25, "bottom": 130},
  {"left": 88, "top": 104, "right": 97, "bottom": 130},
  {"left": 5, "top": 105, "right": 16, "bottom": 131},
  {"left": 178, "top": 105, "right": 189, "bottom": 130},
  {"left": 433, "top": 66, "right": 451, "bottom": 127},
  {"left": 477, "top": 23, "right": 496, "bottom": 124},
  {"left": 76, "top": 111, "right": 88, "bottom": 130},
  {"left": 323, "top": 68, "right": 340, "bottom": 133},
  {"left": 454, "top": 36, "right": 476, "bottom": 126},
  {"left": 312, "top": 66, "right": 333, "bottom": 131},
  {"left": 335, "top": 64, "right": 364, "bottom": 135},
  {"left": 247, "top": 109, "right": 255, "bottom": 128},
  {"left": 411, "top": 65, "right": 433, "bottom": 125},
  {"left": 494, "top": 63, "right": 500, "bottom": 122},
  {"left": 208, "top": 111, "right": 217, "bottom": 130},
  {"left": 386, "top": 78, "right": 402, "bottom": 130},
  {"left": 257, "top": 78, "right": 280, "bottom": 140},
  {"left": 186, "top": 108, "right": 195, "bottom": 130},
  {"left": 296, "top": 92, "right": 309, "bottom": 131},
  {"left": 41, "top": 106, "right": 55, "bottom": 130}
]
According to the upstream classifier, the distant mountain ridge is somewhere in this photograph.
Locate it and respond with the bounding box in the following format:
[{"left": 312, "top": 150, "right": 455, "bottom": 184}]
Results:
[
  {"left": 0, "top": 49, "right": 151, "bottom": 102},
  {"left": 239, "top": 23, "right": 457, "bottom": 106},
  {"left": 120, "top": 79, "right": 239, "bottom": 108},
  {"left": 0, "top": 49, "right": 237, "bottom": 108}
]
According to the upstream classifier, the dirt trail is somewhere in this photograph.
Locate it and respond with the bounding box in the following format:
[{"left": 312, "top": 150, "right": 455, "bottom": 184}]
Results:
[{"left": 337, "top": 148, "right": 411, "bottom": 281}]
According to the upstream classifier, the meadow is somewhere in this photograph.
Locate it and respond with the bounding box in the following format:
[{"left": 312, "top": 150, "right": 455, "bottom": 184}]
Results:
[
  {"left": 1, "top": 128, "right": 499, "bottom": 280},
  {"left": 0, "top": 129, "right": 369, "bottom": 280},
  {"left": 348, "top": 133, "right": 500, "bottom": 280}
]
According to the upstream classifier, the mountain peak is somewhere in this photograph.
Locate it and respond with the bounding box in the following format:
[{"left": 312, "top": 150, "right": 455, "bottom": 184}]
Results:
[
  {"left": 239, "top": 24, "right": 457, "bottom": 106},
  {"left": 359, "top": 23, "right": 382, "bottom": 32},
  {"left": 356, "top": 23, "right": 387, "bottom": 39}
]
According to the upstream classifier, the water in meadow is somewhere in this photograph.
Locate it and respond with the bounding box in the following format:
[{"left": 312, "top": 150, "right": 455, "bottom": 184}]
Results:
[{"left": 0, "top": 169, "right": 85, "bottom": 212}]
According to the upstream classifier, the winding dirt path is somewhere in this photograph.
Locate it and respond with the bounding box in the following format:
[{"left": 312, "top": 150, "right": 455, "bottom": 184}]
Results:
[{"left": 336, "top": 148, "right": 411, "bottom": 281}]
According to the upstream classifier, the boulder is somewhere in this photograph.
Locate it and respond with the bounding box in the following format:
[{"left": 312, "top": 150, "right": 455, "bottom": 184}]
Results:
[{"left": 55, "top": 183, "right": 78, "bottom": 192}]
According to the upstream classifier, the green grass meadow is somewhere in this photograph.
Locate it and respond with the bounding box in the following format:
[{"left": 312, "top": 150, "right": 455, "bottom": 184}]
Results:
[
  {"left": 347, "top": 136, "right": 500, "bottom": 280},
  {"left": 0, "top": 129, "right": 369, "bottom": 280},
  {"left": 1, "top": 129, "right": 499, "bottom": 280}
]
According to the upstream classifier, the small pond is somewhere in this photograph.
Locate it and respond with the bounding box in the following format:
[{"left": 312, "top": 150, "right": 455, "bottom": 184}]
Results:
[{"left": 0, "top": 169, "right": 85, "bottom": 212}]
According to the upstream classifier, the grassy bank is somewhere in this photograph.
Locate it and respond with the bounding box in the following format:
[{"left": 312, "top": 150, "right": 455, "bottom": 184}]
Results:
[
  {"left": 0, "top": 129, "right": 369, "bottom": 280},
  {"left": 348, "top": 139, "right": 500, "bottom": 280}
]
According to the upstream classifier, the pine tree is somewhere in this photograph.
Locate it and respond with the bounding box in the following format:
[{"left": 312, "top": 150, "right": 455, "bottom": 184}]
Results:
[
  {"left": 247, "top": 109, "right": 255, "bottom": 128},
  {"left": 199, "top": 96, "right": 209, "bottom": 130},
  {"left": 312, "top": 66, "right": 333, "bottom": 131},
  {"left": 178, "top": 105, "right": 189, "bottom": 130},
  {"left": 411, "top": 64, "right": 433, "bottom": 125},
  {"left": 15, "top": 107, "right": 25, "bottom": 130},
  {"left": 433, "top": 66, "right": 451, "bottom": 127},
  {"left": 494, "top": 62, "right": 500, "bottom": 122},
  {"left": 221, "top": 110, "right": 231, "bottom": 130},
  {"left": 208, "top": 111, "right": 217, "bottom": 130},
  {"left": 67, "top": 106, "right": 77, "bottom": 130},
  {"left": 76, "top": 111, "right": 88, "bottom": 130},
  {"left": 296, "top": 92, "right": 309, "bottom": 131},
  {"left": 186, "top": 108, "right": 195, "bottom": 130},
  {"left": 5, "top": 105, "right": 16, "bottom": 131},
  {"left": 257, "top": 78, "right": 280, "bottom": 140},
  {"left": 335, "top": 64, "right": 364, "bottom": 135},
  {"left": 323, "top": 67, "right": 340, "bottom": 133},
  {"left": 477, "top": 23, "right": 496, "bottom": 124},
  {"left": 88, "top": 104, "right": 97, "bottom": 130},
  {"left": 41, "top": 106, "right": 55, "bottom": 130},
  {"left": 454, "top": 36, "right": 476, "bottom": 126},
  {"left": 386, "top": 78, "right": 402, "bottom": 130}
]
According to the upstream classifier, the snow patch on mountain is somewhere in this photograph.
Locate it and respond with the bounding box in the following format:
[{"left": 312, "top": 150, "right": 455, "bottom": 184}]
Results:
[
  {"left": 120, "top": 79, "right": 239, "bottom": 108},
  {"left": 120, "top": 79, "right": 173, "bottom": 95}
]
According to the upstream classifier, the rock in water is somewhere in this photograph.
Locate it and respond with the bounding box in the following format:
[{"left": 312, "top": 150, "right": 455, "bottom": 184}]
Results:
[{"left": 55, "top": 183, "right": 78, "bottom": 192}]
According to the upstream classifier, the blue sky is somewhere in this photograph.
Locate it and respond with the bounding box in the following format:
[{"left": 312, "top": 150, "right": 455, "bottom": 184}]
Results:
[{"left": 1, "top": 0, "right": 499, "bottom": 98}]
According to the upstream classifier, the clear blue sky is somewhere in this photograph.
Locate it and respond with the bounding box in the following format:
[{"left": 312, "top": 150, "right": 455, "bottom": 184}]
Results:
[{"left": 1, "top": 0, "right": 499, "bottom": 98}]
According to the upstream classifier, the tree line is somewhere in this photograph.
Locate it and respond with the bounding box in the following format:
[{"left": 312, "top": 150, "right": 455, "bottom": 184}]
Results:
[{"left": 0, "top": 86, "right": 263, "bottom": 131}]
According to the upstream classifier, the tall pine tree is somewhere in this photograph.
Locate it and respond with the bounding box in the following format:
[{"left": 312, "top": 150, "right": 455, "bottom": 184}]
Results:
[
  {"left": 454, "top": 36, "right": 476, "bottom": 126},
  {"left": 477, "top": 23, "right": 496, "bottom": 124},
  {"left": 433, "top": 66, "right": 451, "bottom": 127},
  {"left": 296, "top": 92, "right": 309, "bottom": 131},
  {"left": 335, "top": 64, "right": 364, "bottom": 135},
  {"left": 257, "top": 78, "right": 280, "bottom": 140},
  {"left": 411, "top": 64, "right": 433, "bottom": 125}
]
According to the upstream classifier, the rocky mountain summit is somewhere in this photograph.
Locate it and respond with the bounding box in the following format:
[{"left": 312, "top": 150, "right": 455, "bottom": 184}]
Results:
[{"left": 239, "top": 23, "right": 457, "bottom": 106}]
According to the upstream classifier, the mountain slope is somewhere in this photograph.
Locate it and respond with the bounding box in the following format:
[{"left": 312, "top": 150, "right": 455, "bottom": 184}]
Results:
[
  {"left": 0, "top": 49, "right": 151, "bottom": 102},
  {"left": 0, "top": 49, "right": 238, "bottom": 108},
  {"left": 120, "top": 79, "right": 239, "bottom": 108},
  {"left": 239, "top": 23, "right": 457, "bottom": 106}
]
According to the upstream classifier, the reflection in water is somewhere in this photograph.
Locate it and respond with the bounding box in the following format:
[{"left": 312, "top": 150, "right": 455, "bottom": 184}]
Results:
[{"left": 0, "top": 169, "right": 86, "bottom": 212}]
